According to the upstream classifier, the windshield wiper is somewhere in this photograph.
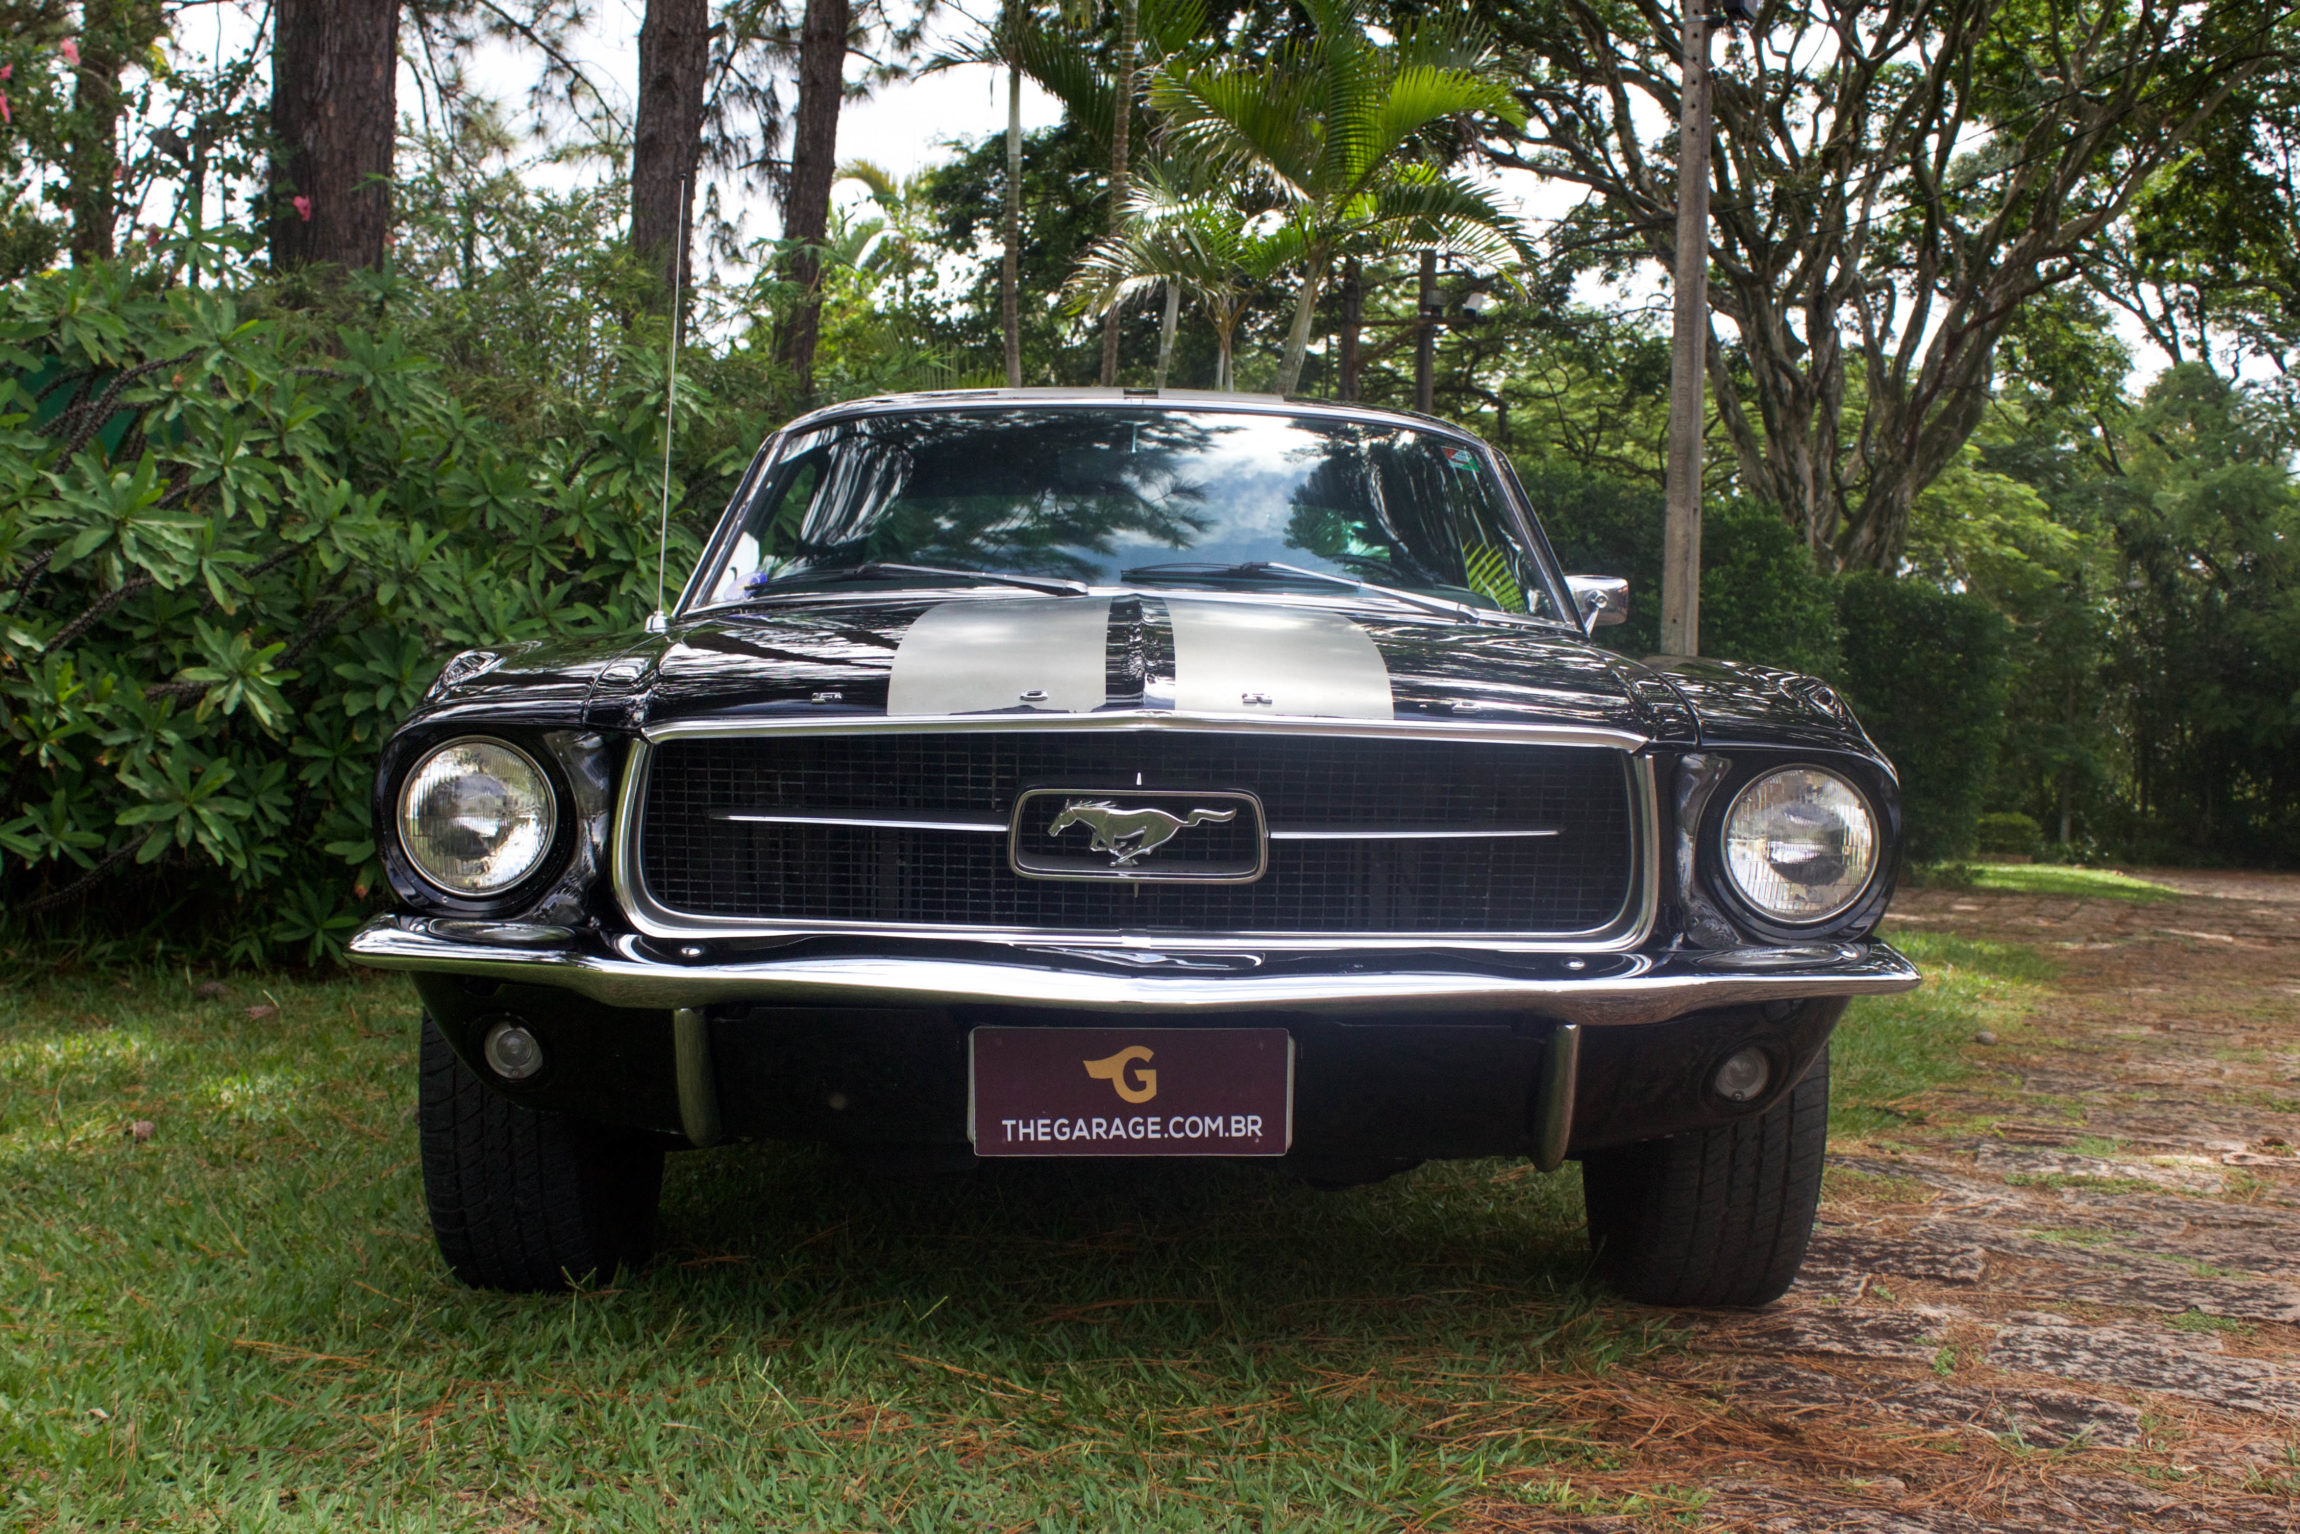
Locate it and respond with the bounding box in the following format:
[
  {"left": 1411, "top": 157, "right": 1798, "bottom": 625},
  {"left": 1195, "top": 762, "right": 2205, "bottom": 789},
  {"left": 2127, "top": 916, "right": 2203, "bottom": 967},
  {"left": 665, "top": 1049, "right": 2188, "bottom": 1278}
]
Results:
[
  {"left": 1119, "top": 560, "right": 1483, "bottom": 623},
  {"left": 742, "top": 562, "right": 1090, "bottom": 598}
]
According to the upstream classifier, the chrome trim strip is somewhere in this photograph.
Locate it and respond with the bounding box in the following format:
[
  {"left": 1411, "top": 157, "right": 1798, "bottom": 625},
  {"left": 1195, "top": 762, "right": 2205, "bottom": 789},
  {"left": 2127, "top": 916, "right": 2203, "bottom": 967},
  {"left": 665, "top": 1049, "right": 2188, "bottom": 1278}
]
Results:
[
  {"left": 1267, "top": 826, "right": 1559, "bottom": 841},
  {"left": 714, "top": 810, "right": 1007, "bottom": 832},
  {"left": 612, "top": 739, "right": 1663, "bottom": 953},
  {"left": 708, "top": 812, "right": 1561, "bottom": 842},
  {"left": 1531, "top": 1024, "right": 1580, "bottom": 1172},
  {"left": 641, "top": 710, "right": 1650, "bottom": 752},
  {"left": 348, "top": 919, "right": 1922, "bottom": 1027},
  {"left": 672, "top": 1006, "right": 722, "bottom": 1147}
]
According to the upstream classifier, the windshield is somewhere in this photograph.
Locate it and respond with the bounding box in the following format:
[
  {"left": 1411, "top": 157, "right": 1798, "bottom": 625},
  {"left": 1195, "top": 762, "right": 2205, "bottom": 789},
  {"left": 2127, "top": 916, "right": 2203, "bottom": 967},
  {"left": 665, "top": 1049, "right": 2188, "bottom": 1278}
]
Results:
[{"left": 695, "top": 407, "right": 1567, "bottom": 620}]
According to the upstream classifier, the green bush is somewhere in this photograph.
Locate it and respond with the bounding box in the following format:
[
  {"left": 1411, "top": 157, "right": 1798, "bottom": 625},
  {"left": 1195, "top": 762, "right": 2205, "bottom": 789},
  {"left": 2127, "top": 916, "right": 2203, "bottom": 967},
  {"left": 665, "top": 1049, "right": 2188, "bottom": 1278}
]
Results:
[
  {"left": 1836, "top": 572, "right": 2010, "bottom": 862},
  {"left": 0, "top": 261, "right": 772, "bottom": 963},
  {"left": 1898, "top": 861, "right": 1979, "bottom": 890},
  {"left": 1519, "top": 463, "right": 1841, "bottom": 676},
  {"left": 1975, "top": 811, "right": 2043, "bottom": 857}
]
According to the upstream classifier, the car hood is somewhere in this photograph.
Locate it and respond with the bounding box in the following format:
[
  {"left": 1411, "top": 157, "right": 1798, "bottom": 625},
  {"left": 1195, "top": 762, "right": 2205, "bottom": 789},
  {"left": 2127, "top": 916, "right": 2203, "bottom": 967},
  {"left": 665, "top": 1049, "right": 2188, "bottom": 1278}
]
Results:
[
  {"left": 410, "top": 592, "right": 1874, "bottom": 752},
  {"left": 588, "top": 592, "right": 1700, "bottom": 742}
]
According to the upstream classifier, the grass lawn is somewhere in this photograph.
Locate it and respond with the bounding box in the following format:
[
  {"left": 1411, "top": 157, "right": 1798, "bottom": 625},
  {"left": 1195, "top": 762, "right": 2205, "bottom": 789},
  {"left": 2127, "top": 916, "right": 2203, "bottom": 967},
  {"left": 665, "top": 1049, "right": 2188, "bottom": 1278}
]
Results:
[
  {"left": 1830, "top": 929, "right": 2054, "bottom": 1137},
  {"left": 1, "top": 945, "right": 2003, "bottom": 1530},
  {"left": 1964, "top": 864, "right": 2182, "bottom": 901},
  {"left": 2, "top": 972, "right": 1669, "bottom": 1532}
]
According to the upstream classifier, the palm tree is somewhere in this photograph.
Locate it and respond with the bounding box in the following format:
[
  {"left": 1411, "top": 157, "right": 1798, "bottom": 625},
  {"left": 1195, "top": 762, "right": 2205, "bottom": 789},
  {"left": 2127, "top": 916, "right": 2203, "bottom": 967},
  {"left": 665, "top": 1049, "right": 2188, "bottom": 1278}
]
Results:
[
  {"left": 1149, "top": 0, "right": 1531, "bottom": 395},
  {"left": 1067, "top": 165, "right": 1296, "bottom": 391},
  {"left": 833, "top": 160, "right": 931, "bottom": 307},
  {"left": 941, "top": 0, "right": 1209, "bottom": 386}
]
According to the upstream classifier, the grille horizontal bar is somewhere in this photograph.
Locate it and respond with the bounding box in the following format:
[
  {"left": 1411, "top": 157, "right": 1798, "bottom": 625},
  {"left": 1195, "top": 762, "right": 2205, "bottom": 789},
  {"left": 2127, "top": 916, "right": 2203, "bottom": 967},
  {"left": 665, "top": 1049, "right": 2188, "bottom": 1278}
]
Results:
[
  {"left": 708, "top": 812, "right": 1561, "bottom": 840},
  {"left": 632, "top": 730, "right": 1640, "bottom": 939}
]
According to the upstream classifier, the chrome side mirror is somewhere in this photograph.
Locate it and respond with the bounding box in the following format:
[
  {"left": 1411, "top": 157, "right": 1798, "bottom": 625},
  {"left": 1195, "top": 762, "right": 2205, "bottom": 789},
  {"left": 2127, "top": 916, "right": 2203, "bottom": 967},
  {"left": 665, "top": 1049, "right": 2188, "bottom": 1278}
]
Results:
[{"left": 1566, "top": 575, "right": 1630, "bottom": 629}]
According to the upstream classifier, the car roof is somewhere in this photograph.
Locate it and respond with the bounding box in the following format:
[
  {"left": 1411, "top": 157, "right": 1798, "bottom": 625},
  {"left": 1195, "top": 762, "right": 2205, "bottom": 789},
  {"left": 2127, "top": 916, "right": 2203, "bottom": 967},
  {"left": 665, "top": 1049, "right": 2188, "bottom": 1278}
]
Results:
[{"left": 775, "top": 387, "right": 1482, "bottom": 443}]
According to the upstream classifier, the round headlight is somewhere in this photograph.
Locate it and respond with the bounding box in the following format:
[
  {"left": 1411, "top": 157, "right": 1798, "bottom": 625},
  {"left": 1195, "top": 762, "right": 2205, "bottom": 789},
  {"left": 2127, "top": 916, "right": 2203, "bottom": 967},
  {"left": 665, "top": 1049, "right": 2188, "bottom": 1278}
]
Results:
[
  {"left": 395, "top": 739, "right": 558, "bottom": 897},
  {"left": 1720, "top": 767, "right": 1879, "bottom": 924}
]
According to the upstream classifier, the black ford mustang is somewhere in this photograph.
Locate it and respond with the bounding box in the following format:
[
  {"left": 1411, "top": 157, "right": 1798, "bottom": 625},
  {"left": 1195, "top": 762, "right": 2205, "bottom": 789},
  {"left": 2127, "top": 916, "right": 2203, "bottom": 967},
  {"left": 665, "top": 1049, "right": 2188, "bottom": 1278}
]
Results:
[{"left": 351, "top": 389, "right": 1918, "bottom": 1304}]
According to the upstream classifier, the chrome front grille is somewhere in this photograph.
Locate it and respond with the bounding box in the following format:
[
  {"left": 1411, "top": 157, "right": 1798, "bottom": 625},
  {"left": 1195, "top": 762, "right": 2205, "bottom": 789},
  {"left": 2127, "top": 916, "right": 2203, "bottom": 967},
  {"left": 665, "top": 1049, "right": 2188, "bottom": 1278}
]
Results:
[{"left": 625, "top": 727, "right": 1646, "bottom": 941}]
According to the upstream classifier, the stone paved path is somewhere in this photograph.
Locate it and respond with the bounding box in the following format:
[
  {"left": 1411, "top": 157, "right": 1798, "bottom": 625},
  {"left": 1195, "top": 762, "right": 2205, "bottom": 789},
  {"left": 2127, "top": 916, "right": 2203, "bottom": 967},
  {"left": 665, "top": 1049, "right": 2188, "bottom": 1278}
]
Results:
[{"left": 1460, "top": 871, "right": 2300, "bottom": 1533}]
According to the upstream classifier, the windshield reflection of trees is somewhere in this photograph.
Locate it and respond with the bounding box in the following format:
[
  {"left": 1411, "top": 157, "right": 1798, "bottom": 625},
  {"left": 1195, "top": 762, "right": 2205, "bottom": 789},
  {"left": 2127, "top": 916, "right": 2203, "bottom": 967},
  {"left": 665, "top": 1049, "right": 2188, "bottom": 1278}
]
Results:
[
  {"left": 1283, "top": 432, "right": 1529, "bottom": 609},
  {"left": 777, "top": 411, "right": 1220, "bottom": 583},
  {"left": 745, "top": 410, "right": 1538, "bottom": 607}
]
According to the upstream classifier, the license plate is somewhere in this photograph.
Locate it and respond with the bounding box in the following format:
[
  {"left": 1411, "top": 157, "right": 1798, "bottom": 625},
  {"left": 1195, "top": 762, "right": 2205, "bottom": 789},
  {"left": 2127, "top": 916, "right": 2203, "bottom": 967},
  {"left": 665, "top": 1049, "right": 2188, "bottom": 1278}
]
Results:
[{"left": 968, "top": 1027, "right": 1293, "bottom": 1157}]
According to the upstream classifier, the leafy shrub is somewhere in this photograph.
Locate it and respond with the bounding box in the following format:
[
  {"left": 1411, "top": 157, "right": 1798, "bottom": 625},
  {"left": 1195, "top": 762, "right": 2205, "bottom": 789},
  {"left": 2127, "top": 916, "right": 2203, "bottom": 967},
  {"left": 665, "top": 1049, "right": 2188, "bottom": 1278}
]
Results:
[
  {"left": 1898, "top": 861, "right": 1979, "bottom": 890},
  {"left": 1519, "top": 463, "right": 1841, "bottom": 676},
  {"left": 1837, "top": 572, "right": 2010, "bottom": 862},
  {"left": 1975, "top": 811, "right": 2043, "bottom": 857},
  {"left": 0, "top": 261, "right": 771, "bottom": 964}
]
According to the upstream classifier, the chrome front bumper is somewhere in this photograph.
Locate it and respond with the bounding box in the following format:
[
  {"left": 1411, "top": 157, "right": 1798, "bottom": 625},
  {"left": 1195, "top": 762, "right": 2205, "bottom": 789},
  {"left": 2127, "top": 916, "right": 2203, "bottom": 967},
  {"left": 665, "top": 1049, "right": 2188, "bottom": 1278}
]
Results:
[{"left": 347, "top": 916, "right": 1919, "bottom": 1028}]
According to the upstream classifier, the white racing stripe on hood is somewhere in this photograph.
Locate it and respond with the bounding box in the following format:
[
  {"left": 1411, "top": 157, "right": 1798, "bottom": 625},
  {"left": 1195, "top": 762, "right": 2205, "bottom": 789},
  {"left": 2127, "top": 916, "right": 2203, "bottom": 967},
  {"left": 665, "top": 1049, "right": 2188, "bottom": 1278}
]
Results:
[
  {"left": 886, "top": 597, "right": 1113, "bottom": 716},
  {"left": 1166, "top": 598, "right": 1393, "bottom": 719}
]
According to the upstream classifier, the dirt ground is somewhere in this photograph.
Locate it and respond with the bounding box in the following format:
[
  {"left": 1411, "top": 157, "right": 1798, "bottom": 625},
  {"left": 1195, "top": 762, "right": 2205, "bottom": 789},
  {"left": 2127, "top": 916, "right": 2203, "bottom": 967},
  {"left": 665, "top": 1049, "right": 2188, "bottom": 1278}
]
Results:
[{"left": 1466, "top": 871, "right": 2300, "bottom": 1533}]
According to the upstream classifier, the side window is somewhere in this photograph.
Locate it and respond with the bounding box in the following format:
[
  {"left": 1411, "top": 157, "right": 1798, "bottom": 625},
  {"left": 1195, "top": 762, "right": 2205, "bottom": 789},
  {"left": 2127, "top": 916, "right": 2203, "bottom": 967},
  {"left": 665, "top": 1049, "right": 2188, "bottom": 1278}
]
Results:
[
  {"left": 1488, "top": 458, "right": 1564, "bottom": 620},
  {"left": 706, "top": 451, "right": 824, "bottom": 602},
  {"left": 763, "top": 461, "right": 819, "bottom": 563}
]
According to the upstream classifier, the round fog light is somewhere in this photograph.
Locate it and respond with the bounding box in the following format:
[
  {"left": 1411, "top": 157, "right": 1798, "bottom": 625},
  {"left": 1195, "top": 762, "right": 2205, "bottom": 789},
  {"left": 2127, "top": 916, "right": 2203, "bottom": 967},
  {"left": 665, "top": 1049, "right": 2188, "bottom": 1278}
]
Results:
[
  {"left": 1713, "top": 1047, "right": 1772, "bottom": 1103},
  {"left": 482, "top": 1021, "right": 544, "bottom": 1081}
]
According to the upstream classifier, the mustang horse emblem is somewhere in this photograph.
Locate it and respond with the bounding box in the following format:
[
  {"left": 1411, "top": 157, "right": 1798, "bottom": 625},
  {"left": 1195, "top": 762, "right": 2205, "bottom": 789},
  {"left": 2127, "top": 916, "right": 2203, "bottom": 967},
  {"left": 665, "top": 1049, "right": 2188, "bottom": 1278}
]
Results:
[{"left": 1047, "top": 799, "right": 1238, "bottom": 867}]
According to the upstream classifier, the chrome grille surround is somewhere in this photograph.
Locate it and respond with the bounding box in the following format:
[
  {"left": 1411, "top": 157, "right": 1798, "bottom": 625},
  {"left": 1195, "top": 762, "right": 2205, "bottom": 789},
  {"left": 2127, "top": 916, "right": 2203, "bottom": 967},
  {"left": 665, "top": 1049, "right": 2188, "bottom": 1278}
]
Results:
[{"left": 612, "top": 712, "right": 1661, "bottom": 951}]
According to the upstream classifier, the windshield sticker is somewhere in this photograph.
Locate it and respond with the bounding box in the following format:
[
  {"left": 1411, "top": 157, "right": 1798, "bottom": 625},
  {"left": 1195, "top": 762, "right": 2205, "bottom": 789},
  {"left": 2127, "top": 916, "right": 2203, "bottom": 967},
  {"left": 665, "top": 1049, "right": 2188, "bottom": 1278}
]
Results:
[{"left": 1444, "top": 446, "right": 1476, "bottom": 469}]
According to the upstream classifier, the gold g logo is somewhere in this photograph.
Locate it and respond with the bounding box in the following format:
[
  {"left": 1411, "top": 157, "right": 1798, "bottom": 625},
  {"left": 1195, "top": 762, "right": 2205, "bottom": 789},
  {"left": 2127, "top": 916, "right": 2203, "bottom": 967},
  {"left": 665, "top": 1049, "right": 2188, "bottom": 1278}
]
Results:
[{"left": 1082, "top": 1045, "right": 1158, "bottom": 1104}]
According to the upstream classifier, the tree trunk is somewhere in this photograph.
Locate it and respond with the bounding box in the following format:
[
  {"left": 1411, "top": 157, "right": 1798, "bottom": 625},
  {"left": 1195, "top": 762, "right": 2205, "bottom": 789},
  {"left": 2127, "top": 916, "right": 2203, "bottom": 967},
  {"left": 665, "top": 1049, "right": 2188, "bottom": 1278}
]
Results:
[
  {"left": 1412, "top": 250, "right": 1437, "bottom": 411},
  {"left": 1003, "top": 57, "right": 1022, "bottom": 388},
  {"left": 1338, "top": 258, "right": 1362, "bottom": 401},
  {"left": 1481, "top": 0, "right": 2254, "bottom": 575},
  {"left": 1155, "top": 280, "right": 1179, "bottom": 389},
  {"left": 1214, "top": 306, "right": 1239, "bottom": 391},
  {"left": 632, "top": 0, "right": 710, "bottom": 307},
  {"left": 271, "top": 0, "right": 400, "bottom": 271},
  {"left": 1273, "top": 243, "right": 1332, "bottom": 397},
  {"left": 778, "top": 0, "right": 853, "bottom": 399},
  {"left": 1097, "top": 0, "right": 1139, "bottom": 386},
  {"left": 65, "top": 1, "right": 156, "bottom": 262}
]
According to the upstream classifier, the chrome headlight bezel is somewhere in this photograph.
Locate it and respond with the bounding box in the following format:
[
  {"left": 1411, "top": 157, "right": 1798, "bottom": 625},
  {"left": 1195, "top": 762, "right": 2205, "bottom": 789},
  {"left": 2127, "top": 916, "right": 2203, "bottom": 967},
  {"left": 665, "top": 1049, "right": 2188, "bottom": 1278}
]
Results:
[
  {"left": 392, "top": 736, "right": 564, "bottom": 902},
  {"left": 1710, "top": 764, "right": 1885, "bottom": 931}
]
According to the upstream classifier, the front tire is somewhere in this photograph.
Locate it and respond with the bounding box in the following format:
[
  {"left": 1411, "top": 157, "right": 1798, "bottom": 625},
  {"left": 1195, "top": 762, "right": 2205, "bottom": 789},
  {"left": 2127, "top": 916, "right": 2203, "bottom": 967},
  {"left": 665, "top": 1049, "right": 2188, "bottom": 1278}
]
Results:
[
  {"left": 1580, "top": 1046, "right": 1829, "bottom": 1307},
  {"left": 418, "top": 1014, "right": 664, "bottom": 1291}
]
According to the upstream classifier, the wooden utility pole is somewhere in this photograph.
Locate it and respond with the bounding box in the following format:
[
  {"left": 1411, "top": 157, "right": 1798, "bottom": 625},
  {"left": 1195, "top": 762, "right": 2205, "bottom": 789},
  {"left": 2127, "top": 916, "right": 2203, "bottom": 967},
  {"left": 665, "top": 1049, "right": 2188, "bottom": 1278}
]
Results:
[
  {"left": 1098, "top": 0, "right": 1140, "bottom": 386},
  {"left": 1660, "top": 5, "right": 1712, "bottom": 656},
  {"left": 1002, "top": 54, "right": 1023, "bottom": 388}
]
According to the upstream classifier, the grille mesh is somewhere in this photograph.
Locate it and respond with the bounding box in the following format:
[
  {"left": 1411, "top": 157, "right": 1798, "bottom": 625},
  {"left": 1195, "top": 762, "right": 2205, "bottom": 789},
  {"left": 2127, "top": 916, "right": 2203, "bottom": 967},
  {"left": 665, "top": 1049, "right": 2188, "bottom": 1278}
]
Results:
[{"left": 636, "top": 732, "right": 1637, "bottom": 935}]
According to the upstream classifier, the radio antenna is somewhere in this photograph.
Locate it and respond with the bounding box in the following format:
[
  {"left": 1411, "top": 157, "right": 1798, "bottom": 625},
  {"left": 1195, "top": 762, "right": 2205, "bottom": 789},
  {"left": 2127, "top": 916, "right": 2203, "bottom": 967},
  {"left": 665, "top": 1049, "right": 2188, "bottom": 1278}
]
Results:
[{"left": 652, "top": 178, "right": 689, "bottom": 632}]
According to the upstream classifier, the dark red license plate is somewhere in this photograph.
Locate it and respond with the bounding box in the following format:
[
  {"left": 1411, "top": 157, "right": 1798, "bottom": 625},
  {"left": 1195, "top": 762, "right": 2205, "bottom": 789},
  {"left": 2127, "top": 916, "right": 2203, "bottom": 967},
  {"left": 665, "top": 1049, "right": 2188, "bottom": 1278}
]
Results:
[{"left": 969, "top": 1027, "right": 1293, "bottom": 1157}]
